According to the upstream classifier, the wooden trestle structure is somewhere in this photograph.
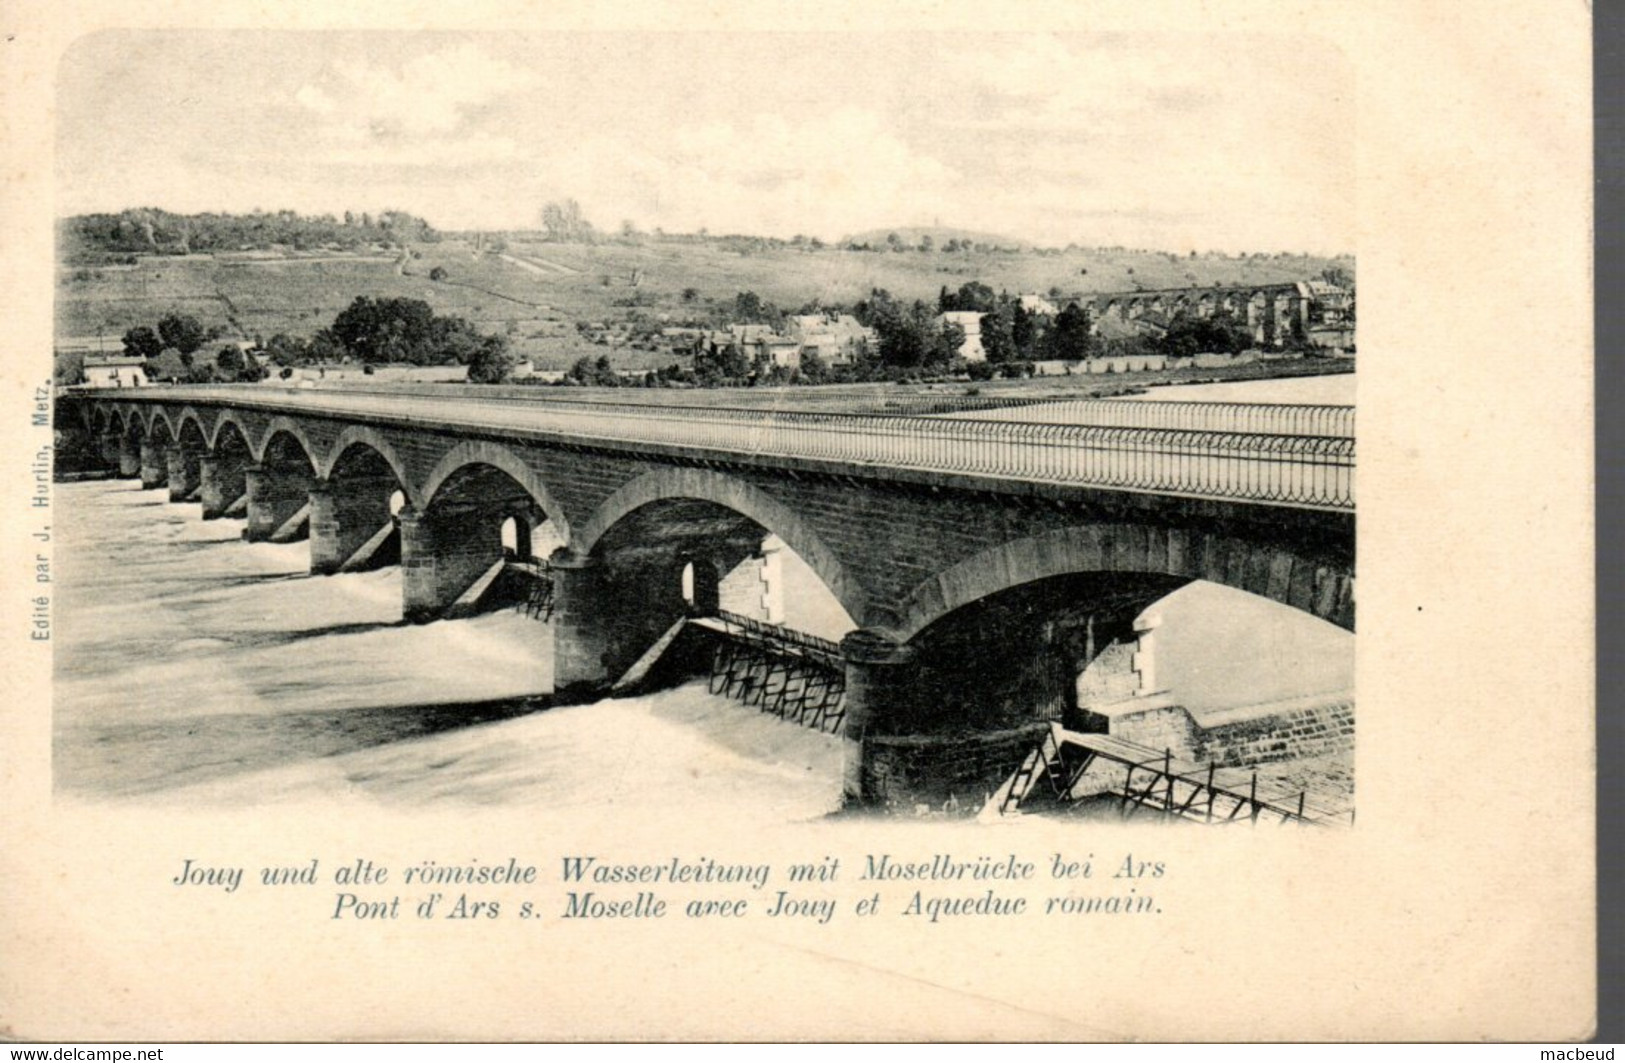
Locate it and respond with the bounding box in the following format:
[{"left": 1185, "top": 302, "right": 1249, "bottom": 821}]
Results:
[
  {"left": 991, "top": 723, "right": 1353, "bottom": 826},
  {"left": 691, "top": 611, "right": 848, "bottom": 735}
]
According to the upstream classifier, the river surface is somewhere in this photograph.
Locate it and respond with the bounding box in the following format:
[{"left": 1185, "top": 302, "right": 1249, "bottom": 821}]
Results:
[
  {"left": 53, "top": 374, "right": 1352, "bottom": 812},
  {"left": 1130, "top": 371, "right": 1354, "bottom": 405},
  {"left": 52, "top": 481, "right": 844, "bottom": 816}
]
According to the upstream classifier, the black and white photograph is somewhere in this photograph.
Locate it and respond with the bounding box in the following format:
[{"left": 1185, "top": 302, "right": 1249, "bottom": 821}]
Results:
[
  {"left": 50, "top": 29, "right": 1357, "bottom": 824},
  {"left": 0, "top": 2, "right": 1595, "bottom": 1044}
]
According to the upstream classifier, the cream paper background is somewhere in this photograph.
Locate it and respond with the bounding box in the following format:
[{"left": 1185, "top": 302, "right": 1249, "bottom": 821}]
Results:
[{"left": 0, "top": 0, "right": 1595, "bottom": 1042}]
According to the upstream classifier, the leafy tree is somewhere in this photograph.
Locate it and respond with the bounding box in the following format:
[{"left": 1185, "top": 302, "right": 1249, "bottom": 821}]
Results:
[
  {"left": 870, "top": 299, "right": 926, "bottom": 368},
  {"left": 467, "top": 335, "right": 519, "bottom": 384},
  {"left": 540, "top": 199, "right": 596, "bottom": 242},
  {"left": 1046, "top": 303, "right": 1093, "bottom": 361},
  {"left": 54, "top": 351, "right": 85, "bottom": 386},
  {"left": 121, "top": 326, "right": 162, "bottom": 361},
  {"left": 1157, "top": 312, "right": 1252, "bottom": 357},
  {"left": 733, "top": 290, "right": 782, "bottom": 324},
  {"left": 853, "top": 287, "right": 895, "bottom": 328},
  {"left": 980, "top": 307, "right": 1015, "bottom": 364},
  {"left": 798, "top": 348, "right": 830, "bottom": 384},
  {"left": 1319, "top": 266, "right": 1354, "bottom": 290},
  {"left": 144, "top": 348, "right": 190, "bottom": 383},
  {"left": 932, "top": 318, "right": 967, "bottom": 368},
  {"left": 329, "top": 296, "right": 429, "bottom": 364},
  {"left": 1010, "top": 303, "right": 1037, "bottom": 357},
  {"left": 695, "top": 340, "right": 750, "bottom": 384},
  {"left": 215, "top": 346, "right": 245, "bottom": 376},
  {"left": 263, "top": 333, "right": 307, "bottom": 366},
  {"left": 941, "top": 281, "right": 996, "bottom": 314},
  {"left": 156, "top": 313, "right": 206, "bottom": 356},
  {"left": 564, "top": 354, "right": 621, "bottom": 387},
  {"left": 307, "top": 329, "right": 345, "bottom": 364},
  {"left": 429, "top": 266, "right": 448, "bottom": 282}
]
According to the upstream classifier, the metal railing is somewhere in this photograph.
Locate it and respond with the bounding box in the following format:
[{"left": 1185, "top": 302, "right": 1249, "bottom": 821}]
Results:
[
  {"left": 274, "top": 383, "right": 1355, "bottom": 435},
  {"left": 85, "top": 386, "right": 1356, "bottom": 510},
  {"left": 938, "top": 398, "right": 1354, "bottom": 438}
]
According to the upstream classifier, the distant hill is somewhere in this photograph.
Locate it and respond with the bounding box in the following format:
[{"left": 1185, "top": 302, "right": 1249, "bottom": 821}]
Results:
[
  {"left": 841, "top": 226, "right": 1030, "bottom": 250},
  {"left": 56, "top": 220, "right": 1352, "bottom": 372}
]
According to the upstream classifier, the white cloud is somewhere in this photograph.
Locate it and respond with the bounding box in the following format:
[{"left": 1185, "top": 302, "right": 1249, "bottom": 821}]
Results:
[
  {"left": 579, "top": 108, "right": 963, "bottom": 238},
  {"left": 295, "top": 43, "right": 539, "bottom": 150}
]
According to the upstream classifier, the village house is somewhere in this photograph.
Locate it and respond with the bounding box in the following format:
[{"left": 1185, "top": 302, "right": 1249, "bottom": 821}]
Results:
[
  {"left": 786, "top": 313, "right": 873, "bottom": 366},
  {"left": 937, "top": 310, "right": 988, "bottom": 362},
  {"left": 1019, "top": 293, "right": 1060, "bottom": 317},
  {"left": 80, "top": 354, "right": 148, "bottom": 388}
]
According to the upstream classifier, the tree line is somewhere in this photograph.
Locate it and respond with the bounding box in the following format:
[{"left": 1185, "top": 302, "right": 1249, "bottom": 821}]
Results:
[
  {"left": 118, "top": 297, "right": 519, "bottom": 384},
  {"left": 62, "top": 208, "right": 439, "bottom": 260}
]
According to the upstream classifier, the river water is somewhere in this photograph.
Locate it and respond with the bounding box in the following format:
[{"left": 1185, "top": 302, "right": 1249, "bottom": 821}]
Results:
[
  {"left": 1129, "top": 371, "right": 1354, "bottom": 405},
  {"left": 53, "top": 374, "right": 1352, "bottom": 812}
]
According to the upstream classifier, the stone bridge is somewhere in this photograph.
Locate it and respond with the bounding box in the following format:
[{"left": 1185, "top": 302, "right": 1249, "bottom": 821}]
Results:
[
  {"left": 1082, "top": 282, "right": 1313, "bottom": 345},
  {"left": 61, "top": 386, "right": 1354, "bottom": 810}
]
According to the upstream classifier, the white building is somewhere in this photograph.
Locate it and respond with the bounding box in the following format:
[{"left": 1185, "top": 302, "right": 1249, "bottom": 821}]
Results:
[
  {"left": 938, "top": 311, "right": 987, "bottom": 362},
  {"left": 81, "top": 355, "right": 148, "bottom": 388},
  {"left": 1019, "top": 294, "right": 1059, "bottom": 317}
]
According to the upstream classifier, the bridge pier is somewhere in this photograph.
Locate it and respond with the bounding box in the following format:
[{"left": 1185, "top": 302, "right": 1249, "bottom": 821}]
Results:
[
  {"left": 243, "top": 463, "right": 313, "bottom": 542},
  {"left": 310, "top": 474, "right": 397, "bottom": 575},
  {"left": 99, "top": 431, "right": 123, "bottom": 470},
  {"left": 550, "top": 552, "right": 611, "bottom": 695},
  {"left": 400, "top": 502, "right": 503, "bottom": 622},
  {"left": 117, "top": 434, "right": 141, "bottom": 478},
  {"left": 138, "top": 439, "right": 168, "bottom": 490},
  {"left": 838, "top": 629, "right": 919, "bottom": 803},
  {"left": 199, "top": 452, "right": 249, "bottom": 520},
  {"left": 166, "top": 445, "right": 201, "bottom": 503}
]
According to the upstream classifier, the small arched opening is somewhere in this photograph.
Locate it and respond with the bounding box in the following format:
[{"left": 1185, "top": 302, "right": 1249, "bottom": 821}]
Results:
[{"left": 409, "top": 460, "right": 564, "bottom": 621}]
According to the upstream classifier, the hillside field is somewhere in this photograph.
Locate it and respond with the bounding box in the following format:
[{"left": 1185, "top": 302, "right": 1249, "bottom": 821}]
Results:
[{"left": 57, "top": 237, "right": 1352, "bottom": 371}]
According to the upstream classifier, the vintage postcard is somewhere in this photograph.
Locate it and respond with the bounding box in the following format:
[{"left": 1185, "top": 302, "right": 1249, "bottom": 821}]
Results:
[{"left": 0, "top": 0, "right": 1595, "bottom": 1043}]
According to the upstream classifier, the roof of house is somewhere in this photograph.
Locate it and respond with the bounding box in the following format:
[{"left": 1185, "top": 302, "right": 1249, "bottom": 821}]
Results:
[{"left": 939, "top": 311, "right": 985, "bottom": 331}]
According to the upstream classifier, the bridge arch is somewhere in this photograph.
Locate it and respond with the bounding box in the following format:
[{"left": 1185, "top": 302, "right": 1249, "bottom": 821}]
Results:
[
  {"left": 254, "top": 416, "right": 321, "bottom": 468},
  {"left": 212, "top": 416, "right": 252, "bottom": 457},
  {"left": 891, "top": 523, "right": 1354, "bottom": 644},
  {"left": 174, "top": 407, "right": 209, "bottom": 448},
  {"left": 320, "top": 425, "right": 413, "bottom": 501},
  {"left": 207, "top": 410, "right": 254, "bottom": 453},
  {"left": 419, "top": 440, "right": 570, "bottom": 540},
  {"left": 145, "top": 414, "right": 174, "bottom": 449},
  {"left": 575, "top": 466, "right": 863, "bottom": 623},
  {"left": 146, "top": 406, "right": 178, "bottom": 441},
  {"left": 175, "top": 413, "right": 208, "bottom": 451}
]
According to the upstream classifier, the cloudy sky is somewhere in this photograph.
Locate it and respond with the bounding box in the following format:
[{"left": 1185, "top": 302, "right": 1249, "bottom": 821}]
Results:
[{"left": 55, "top": 30, "right": 1354, "bottom": 253}]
